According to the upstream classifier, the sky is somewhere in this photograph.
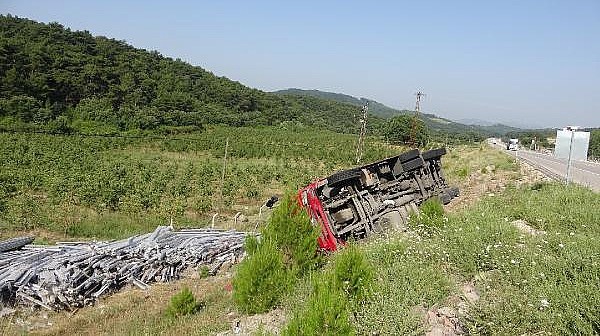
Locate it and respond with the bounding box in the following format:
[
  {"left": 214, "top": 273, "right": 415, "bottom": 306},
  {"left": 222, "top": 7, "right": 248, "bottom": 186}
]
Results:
[{"left": 2, "top": 0, "right": 600, "bottom": 128}]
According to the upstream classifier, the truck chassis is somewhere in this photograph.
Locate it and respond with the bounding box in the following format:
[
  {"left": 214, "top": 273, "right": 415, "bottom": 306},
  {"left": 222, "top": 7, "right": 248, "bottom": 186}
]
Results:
[{"left": 299, "top": 148, "right": 459, "bottom": 251}]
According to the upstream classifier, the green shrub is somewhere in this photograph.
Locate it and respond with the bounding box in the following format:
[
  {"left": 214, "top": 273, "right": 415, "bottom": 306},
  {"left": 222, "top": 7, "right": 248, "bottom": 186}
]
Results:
[
  {"left": 198, "top": 265, "right": 210, "bottom": 279},
  {"left": 457, "top": 166, "right": 469, "bottom": 178},
  {"left": 165, "top": 287, "right": 201, "bottom": 319},
  {"left": 283, "top": 277, "right": 354, "bottom": 336},
  {"left": 232, "top": 193, "right": 322, "bottom": 314},
  {"left": 261, "top": 193, "right": 321, "bottom": 275},
  {"left": 283, "top": 245, "right": 373, "bottom": 335},
  {"left": 412, "top": 197, "right": 445, "bottom": 231},
  {"left": 420, "top": 197, "right": 444, "bottom": 218},
  {"left": 233, "top": 240, "right": 290, "bottom": 314}
]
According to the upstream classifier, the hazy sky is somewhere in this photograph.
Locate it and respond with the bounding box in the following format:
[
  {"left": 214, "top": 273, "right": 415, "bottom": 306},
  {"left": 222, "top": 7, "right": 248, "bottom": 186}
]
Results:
[{"left": 3, "top": 0, "right": 600, "bottom": 128}]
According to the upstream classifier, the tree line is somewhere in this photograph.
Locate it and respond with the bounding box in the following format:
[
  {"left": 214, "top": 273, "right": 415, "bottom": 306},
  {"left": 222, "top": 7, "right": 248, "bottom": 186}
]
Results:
[{"left": 0, "top": 15, "right": 491, "bottom": 146}]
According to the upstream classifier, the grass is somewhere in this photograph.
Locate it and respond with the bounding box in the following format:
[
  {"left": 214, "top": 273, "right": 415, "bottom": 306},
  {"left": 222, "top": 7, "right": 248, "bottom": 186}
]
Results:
[
  {"left": 352, "top": 182, "right": 600, "bottom": 335},
  {"left": 444, "top": 144, "right": 518, "bottom": 185},
  {"left": 355, "top": 239, "right": 452, "bottom": 335}
]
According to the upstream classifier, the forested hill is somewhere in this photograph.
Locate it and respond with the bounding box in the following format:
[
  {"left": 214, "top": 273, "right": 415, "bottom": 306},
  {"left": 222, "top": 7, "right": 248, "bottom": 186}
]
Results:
[
  {"left": 275, "top": 88, "right": 521, "bottom": 136},
  {"left": 274, "top": 88, "right": 403, "bottom": 118},
  {"left": 0, "top": 15, "right": 376, "bottom": 134}
]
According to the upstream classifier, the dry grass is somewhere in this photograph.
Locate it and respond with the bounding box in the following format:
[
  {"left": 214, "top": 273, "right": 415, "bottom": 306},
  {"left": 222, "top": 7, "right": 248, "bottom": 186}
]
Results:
[{"left": 1, "top": 272, "right": 237, "bottom": 336}]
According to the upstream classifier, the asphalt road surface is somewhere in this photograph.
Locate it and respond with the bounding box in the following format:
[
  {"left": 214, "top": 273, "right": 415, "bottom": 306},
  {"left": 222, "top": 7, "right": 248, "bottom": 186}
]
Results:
[{"left": 512, "top": 149, "right": 600, "bottom": 192}]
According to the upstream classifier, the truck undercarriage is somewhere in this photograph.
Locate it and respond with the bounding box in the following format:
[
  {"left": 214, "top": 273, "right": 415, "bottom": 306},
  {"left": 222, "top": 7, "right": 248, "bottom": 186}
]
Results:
[{"left": 299, "top": 148, "right": 459, "bottom": 251}]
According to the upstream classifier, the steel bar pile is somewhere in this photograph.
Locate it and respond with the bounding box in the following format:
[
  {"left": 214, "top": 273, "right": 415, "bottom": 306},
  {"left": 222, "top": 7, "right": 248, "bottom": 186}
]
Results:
[{"left": 0, "top": 226, "right": 250, "bottom": 311}]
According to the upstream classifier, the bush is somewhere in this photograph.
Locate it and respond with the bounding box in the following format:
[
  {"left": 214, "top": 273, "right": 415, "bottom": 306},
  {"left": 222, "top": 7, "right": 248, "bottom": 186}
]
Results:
[
  {"left": 165, "top": 287, "right": 200, "bottom": 319},
  {"left": 283, "top": 278, "right": 353, "bottom": 336},
  {"left": 260, "top": 193, "right": 321, "bottom": 275},
  {"left": 283, "top": 245, "right": 373, "bottom": 335},
  {"left": 420, "top": 197, "right": 444, "bottom": 218},
  {"left": 233, "top": 193, "right": 321, "bottom": 314},
  {"left": 383, "top": 114, "right": 429, "bottom": 146},
  {"left": 413, "top": 197, "right": 445, "bottom": 230},
  {"left": 233, "top": 240, "right": 290, "bottom": 314},
  {"left": 198, "top": 265, "right": 210, "bottom": 279}
]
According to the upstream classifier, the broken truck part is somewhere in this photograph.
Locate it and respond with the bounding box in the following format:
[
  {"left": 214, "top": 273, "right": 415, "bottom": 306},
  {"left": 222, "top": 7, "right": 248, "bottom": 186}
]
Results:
[{"left": 299, "top": 148, "right": 459, "bottom": 251}]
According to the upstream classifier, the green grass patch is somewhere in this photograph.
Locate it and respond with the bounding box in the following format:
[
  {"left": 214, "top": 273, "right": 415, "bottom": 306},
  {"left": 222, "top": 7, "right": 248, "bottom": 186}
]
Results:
[
  {"left": 355, "top": 239, "right": 452, "bottom": 335},
  {"left": 353, "top": 182, "right": 599, "bottom": 335},
  {"left": 165, "top": 287, "right": 202, "bottom": 319}
]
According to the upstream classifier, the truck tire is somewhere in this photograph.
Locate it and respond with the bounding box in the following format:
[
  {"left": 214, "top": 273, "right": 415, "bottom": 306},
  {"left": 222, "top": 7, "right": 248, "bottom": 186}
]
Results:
[
  {"left": 0, "top": 236, "right": 34, "bottom": 253},
  {"left": 422, "top": 148, "right": 446, "bottom": 160},
  {"left": 401, "top": 157, "right": 424, "bottom": 171},
  {"left": 327, "top": 169, "right": 361, "bottom": 187}
]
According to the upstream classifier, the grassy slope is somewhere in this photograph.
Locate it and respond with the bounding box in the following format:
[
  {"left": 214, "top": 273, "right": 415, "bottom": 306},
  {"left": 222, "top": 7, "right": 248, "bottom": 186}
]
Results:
[{"left": 357, "top": 182, "right": 599, "bottom": 335}]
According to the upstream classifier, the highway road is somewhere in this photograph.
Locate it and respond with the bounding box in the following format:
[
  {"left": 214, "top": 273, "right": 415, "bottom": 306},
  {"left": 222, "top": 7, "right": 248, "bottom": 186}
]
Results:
[{"left": 512, "top": 150, "right": 600, "bottom": 192}]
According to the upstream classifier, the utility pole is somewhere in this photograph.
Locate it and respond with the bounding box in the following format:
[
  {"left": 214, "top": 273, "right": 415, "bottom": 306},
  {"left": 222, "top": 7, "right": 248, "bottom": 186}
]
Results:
[
  {"left": 355, "top": 101, "right": 369, "bottom": 164},
  {"left": 410, "top": 91, "right": 426, "bottom": 147}
]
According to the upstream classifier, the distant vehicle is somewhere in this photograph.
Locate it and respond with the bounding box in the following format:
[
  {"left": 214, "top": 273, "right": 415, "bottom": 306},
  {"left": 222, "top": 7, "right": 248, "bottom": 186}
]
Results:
[{"left": 507, "top": 138, "right": 519, "bottom": 151}]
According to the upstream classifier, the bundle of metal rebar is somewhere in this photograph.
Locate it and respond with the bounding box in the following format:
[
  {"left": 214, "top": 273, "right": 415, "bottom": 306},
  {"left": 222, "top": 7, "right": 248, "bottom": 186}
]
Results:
[{"left": 0, "top": 226, "right": 250, "bottom": 311}]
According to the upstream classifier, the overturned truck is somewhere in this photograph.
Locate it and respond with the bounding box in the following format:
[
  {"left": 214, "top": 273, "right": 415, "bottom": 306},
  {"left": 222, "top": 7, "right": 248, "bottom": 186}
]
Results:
[{"left": 298, "top": 148, "right": 459, "bottom": 251}]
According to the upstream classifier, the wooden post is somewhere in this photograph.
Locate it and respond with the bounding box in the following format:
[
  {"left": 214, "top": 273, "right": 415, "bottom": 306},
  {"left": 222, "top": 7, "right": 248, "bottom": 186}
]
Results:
[{"left": 218, "top": 138, "right": 229, "bottom": 209}]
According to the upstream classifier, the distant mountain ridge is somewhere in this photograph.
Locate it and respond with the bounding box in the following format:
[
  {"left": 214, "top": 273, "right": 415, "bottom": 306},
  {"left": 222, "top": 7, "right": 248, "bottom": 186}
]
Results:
[
  {"left": 273, "top": 89, "right": 402, "bottom": 118},
  {"left": 457, "top": 118, "right": 542, "bottom": 130},
  {"left": 274, "top": 88, "right": 522, "bottom": 136}
]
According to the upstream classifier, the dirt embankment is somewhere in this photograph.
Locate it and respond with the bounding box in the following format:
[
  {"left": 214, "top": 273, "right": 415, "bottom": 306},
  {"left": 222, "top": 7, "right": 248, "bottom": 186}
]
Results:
[{"left": 446, "top": 160, "right": 551, "bottom": 212}]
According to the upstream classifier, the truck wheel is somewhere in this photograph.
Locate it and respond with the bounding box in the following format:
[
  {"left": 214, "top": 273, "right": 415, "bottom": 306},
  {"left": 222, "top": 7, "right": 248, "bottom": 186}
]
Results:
[
  {"left": 439, "top": 192, "right": 452, "bottom": 205},
  {"left": 327, "top": 169, "right": 361, "bottom": 187},
  {"left": 448, "top": 187, "right": 460, "bottom": 198}
]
